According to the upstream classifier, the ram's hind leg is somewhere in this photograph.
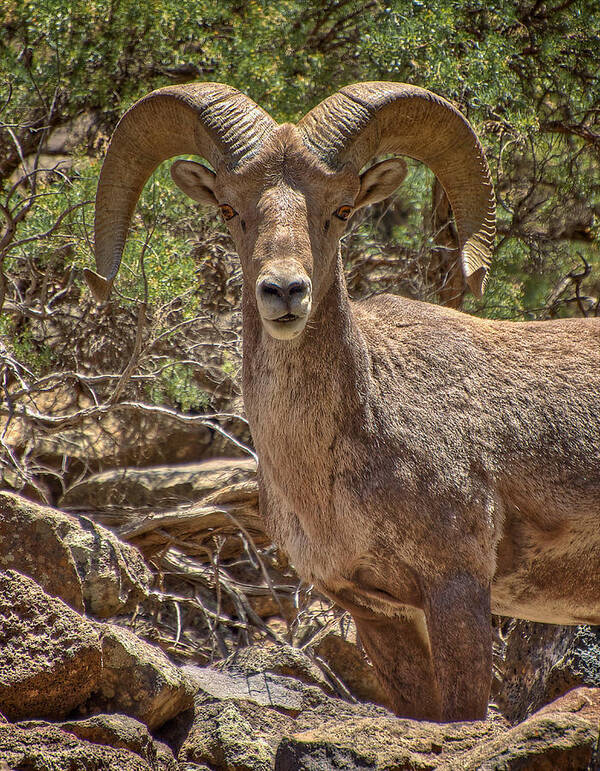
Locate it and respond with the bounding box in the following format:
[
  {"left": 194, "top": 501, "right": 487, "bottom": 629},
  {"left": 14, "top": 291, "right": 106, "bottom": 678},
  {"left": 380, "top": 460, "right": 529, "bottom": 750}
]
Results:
[{"left": 353, "top": 610, "right": 442, "bottom": 720}]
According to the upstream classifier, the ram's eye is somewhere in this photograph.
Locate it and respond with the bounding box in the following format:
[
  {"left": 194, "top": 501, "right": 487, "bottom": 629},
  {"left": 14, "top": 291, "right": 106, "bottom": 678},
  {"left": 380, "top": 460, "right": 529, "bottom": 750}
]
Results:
[
  {"left": 334, "top": 205, "right": 353, "bottom": 221},
  {"left": 219, "top": 204, "right": 237, "bottom": 221}
]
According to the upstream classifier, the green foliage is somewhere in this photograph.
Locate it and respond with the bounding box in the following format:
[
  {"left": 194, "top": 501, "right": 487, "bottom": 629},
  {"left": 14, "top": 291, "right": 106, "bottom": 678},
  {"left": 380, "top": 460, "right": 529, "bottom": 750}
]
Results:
[
  {"left": 368, "top": 0, "right": 600, "bottom": 126},
  {"left": 1, "top": 0, "right": 371, "bottom": 126},
  {"left": 147, "top": 360, "right": 210, "bottom": 412},
  {"left": 364, "top": 0, "right": 600, "bottom": 317},
  {"left": 0, "top": 317, "right": 55, "bottom": 374}
]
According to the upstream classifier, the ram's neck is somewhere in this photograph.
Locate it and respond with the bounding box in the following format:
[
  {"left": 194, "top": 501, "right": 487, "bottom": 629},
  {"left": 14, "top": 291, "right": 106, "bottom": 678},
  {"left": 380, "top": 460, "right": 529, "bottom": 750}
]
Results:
[{"left": 241, "top": 258, "right": 371, "bottom": 459}]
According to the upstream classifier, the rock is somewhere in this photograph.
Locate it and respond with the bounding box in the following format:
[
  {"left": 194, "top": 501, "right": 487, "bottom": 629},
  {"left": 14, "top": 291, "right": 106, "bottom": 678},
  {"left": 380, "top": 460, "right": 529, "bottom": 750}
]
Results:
[
  {"left": 59, "top": 713, "right": 177, "bottom": 770},
  {"left": 460, "top": 687, "right": 600, "bottom": 770},
  {"left": 185, "top": 666, "right": 330, "bottom": 716},
  {"left": 44, "top": 111, "right": 101, "bottom": 155},
  {"left": 180, "top": 700, "right": 295, "bottom": 771},
  {"left": 275, "top": 714, "right": 505, "bottom": 771},
  {"left": 62, "top": 514, "right": 152, "bottom": 618},
  {"left": 177, "top": 657, "right": 395, "bottom": 771},
  {"left": 496, "top": 620, "right": 600, "bottom": 722},
  {"left": 0, "top": 722, "right": 153, "bottom": 770},
  {"left": 2, "top": 382, "right": 220, "bottom": 491},
  {"left": 535, "top": 685, "right": 600, "bottom": 721},
  {"left": 274, "top": 687, "right": 600, "bottom": 770},
  {"left": 91, "top": 624, "right": 194, "bottom": 730},
  {"left": 0, "top": 491, "right": 152, "bottom": 617},
  {"left": 217, "top": 643, "right": 334, "bottom": 694},
  {"left": 0, "top": 491, "right": 85, "bottom": 612},
  {"left": 61, "top": 457, "right": 256, "bottom": 511},
  {"left": 0, "top": 570, "right": 102, "bottom": 721},
  {"left": 312, "top": 622, "right": 388, "bottom": 706}
]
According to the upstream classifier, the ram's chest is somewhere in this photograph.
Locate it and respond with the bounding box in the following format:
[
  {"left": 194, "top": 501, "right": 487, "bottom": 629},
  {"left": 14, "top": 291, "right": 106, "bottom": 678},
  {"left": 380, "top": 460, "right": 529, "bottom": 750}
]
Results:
[
  {"left": 250, "top": 411, "right": 374, "bottom": 587},
  {"left": 257, "top": 460, "right": 372, "bottom": 588}
]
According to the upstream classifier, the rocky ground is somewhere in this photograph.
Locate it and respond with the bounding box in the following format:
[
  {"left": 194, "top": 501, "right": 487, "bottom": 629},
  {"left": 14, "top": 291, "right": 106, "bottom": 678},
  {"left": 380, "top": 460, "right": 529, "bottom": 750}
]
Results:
[{"left": 1, "top": 471, "right": 599, "bottom": 770}]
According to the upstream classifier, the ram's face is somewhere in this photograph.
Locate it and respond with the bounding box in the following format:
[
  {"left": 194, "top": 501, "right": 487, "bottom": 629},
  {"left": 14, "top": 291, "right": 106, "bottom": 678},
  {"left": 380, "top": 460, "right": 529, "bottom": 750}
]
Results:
[{"left": 171, "top": 124, "right": 406, "bottom": 341}]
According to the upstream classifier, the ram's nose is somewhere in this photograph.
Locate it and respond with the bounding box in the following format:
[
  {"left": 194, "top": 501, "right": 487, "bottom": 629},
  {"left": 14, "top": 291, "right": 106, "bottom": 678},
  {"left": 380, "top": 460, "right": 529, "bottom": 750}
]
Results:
[{"left": 257, "top": 276, "right": 311, "bottom": 308}]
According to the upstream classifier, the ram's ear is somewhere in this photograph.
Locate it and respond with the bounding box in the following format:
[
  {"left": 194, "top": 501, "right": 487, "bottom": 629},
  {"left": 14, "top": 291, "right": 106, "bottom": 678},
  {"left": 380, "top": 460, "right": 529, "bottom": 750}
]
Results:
[
  {"left": 170, "top": 160, "right": 218, "bottom": 206},
  {"left": 355, "top": 158, "right": 408, "bottom": 210}
]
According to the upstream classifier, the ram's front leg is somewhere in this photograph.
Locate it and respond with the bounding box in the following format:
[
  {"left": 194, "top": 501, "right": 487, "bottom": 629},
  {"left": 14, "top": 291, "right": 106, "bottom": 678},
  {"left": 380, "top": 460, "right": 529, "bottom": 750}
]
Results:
[
  {"left": 353, "top": 610, "right": 442, "bottom": 720},
  {"left": 355, "top": 574, "right": 492, "bottom": 722},
  {"left": 423, "top": 573, "right": 492, "bottom": 721}
]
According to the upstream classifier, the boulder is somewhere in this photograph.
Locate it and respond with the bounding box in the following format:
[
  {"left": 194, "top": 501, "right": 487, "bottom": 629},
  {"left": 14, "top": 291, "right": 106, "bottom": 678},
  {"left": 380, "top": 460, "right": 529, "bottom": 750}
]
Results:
[
  {"left": 0, "top": 491, "right": 85, "bottom": 612},
  {"left": 0, "top": 722, "right": 153, "bottom": 770},
  {"left": 175, "top": 654, "right": 395, "bottom": 770},
  {"left": 59, "top": 714, "right": 177, "bottom": 770},
  {"left": 275, "top": 686, "right": 600, "bottom": 771},
  {"left": 44, "top": 111, "right": 101, "bottom": 155},
  {"left": 180, "top": 700, "right": 294, "bottom": 771},
  {"left": 62, "top": 514, "right": 152, "bottom": 618},
  {"left": 0, "top": 570, "right": 102, "bottom": 721},
  {"left": 60, "top": 457, "right": 256, "bottom": 511},
  {"left": 185, "top": 666, "right": 331, "bottom": 716},
  {"left": 275, "top": 714, "right": 504, "bottom": 771},
  {"left": 91, "top": 624, "right": 194, "bottom": 730},
  {"left": 2, "top": 382, "right": 219, "bottom": 491},
  {"left": 496, "top": 620, "right": 600, "bottom": 722},
  {"left": 217, "top": 643, "right": 334, "bottom": 694},
  {"left": 460, "top": 686, "right": 600, "bottom": 770},
  {"left": 0, "top": 491, "right": 152, "bottom": 617}
]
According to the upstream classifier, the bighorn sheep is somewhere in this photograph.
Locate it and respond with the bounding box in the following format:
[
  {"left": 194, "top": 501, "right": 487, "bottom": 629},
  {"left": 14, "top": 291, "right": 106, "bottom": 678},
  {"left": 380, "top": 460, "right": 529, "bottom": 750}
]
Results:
[{"left": 86, "top": 82, "right": 600, "bottom": 722}]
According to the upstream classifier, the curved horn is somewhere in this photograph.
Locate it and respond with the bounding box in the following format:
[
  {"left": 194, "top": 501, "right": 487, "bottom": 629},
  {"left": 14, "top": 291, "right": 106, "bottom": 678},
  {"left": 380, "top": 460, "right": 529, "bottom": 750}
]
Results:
[
  {"left": 298, "top": 82, "right": 495, "bottom": 297},
  {"left": 87, "top": 83, "right": 276, "bottom": 301}
]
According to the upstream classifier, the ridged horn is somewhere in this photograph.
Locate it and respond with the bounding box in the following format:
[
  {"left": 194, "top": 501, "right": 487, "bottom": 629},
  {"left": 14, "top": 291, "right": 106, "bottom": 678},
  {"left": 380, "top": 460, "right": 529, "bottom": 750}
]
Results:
[
  {"left": 298, "top": 82, "right": 495, "bottom": 297},
  {"left": 88, "top": 83, "right": 277, "bottom": 301}
]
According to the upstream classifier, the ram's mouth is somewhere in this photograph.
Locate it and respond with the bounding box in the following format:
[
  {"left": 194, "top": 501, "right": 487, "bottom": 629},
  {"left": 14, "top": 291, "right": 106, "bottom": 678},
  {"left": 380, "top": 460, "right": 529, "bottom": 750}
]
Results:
[{"left": 261, "top": 311, "right": 308, "bottom": 340}]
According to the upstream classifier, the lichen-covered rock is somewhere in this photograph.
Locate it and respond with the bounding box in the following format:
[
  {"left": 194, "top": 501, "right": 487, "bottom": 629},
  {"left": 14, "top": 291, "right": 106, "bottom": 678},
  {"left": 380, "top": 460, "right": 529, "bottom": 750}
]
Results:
[
  {"left": 59, "top": 714, "right": 177, "bottom": 770},
  {"left": 0, "top": 491, "right": 85, "bottom": 611},
  {"left": 496, "top": 620, "right": 600, "bottom": 722},
  {"left": 543, "top": 633, "right": 600, "bottom": 702},
  {"left": 180, "top": 700, "right": 293, "bottom": 771},
  {"left": 0, "top": 570, "right": 102, "bottom": 721},
  {"left": 176, "top": 659, "right": 396, "bottom": 771},
  {"left": 91, "top": 624, "right": 194, "bottom": 730},
  {"left": 217, "top": 643, "right": 334, "bottom": 694},
  {"left": 275, "top": 687, "right": 600, "bottom": 771},
  {"left": 0, "top": 491, "right": 152, "bottom": 617},
  {"left": 460, "top": 687, "right": 600, "bottom": 770},
  {"left": 275, "top": 714, "right": 505, "bottom": 771},
  {"left": 62, "top": 514, "right": 152, "bottom": 617},
  {"left": 0, "top": 722, "right": 153, "bottom": 770},
  {"left": 185, "top": 663, "right": 333, "bottom": 716}
]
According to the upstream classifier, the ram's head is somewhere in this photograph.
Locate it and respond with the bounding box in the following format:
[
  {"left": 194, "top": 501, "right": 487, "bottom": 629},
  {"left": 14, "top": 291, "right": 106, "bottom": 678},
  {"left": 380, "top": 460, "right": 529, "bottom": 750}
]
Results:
[{"left": 86, "top": 83, "right": 495, "bottom": 341}]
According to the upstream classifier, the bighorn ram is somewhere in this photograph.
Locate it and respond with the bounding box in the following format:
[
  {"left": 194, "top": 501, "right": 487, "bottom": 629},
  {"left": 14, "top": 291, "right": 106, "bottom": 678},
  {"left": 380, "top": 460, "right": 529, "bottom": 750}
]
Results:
[{"left": 86, "top": 82, "right": 600, "bottom": 722}]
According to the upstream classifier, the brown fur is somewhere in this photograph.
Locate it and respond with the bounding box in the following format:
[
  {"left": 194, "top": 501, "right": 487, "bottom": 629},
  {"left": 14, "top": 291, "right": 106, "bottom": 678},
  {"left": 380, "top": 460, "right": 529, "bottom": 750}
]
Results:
[{"left": 171, "top": 123, "right": 600, "bottom": 721}]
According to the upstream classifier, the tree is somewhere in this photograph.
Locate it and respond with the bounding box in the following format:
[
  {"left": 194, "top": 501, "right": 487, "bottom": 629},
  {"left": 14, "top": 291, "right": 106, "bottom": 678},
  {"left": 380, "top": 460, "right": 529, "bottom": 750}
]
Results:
[{"left": 363, "top": 0, "right": 600, "bottom": 318}]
